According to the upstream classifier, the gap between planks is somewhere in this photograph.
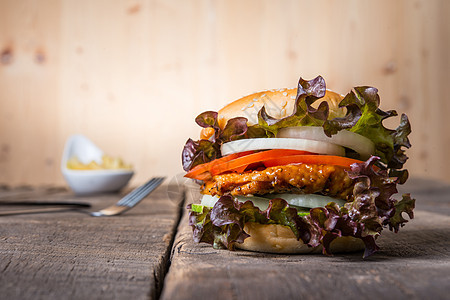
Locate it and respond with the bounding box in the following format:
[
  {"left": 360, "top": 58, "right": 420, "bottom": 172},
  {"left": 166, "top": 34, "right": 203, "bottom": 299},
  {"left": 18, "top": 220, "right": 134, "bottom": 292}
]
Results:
[{"left": 154, "top": 187, "right": 186, "bottom": 300}]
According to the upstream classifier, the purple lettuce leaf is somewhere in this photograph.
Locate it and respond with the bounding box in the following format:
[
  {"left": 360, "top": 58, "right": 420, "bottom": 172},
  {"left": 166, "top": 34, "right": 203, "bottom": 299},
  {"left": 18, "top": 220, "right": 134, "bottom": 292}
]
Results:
[
  {"left": 195, "top": 111, "right": 220, "bottom": 133},
  {"left": 387, "top": 193, "right": 415, "bottom": 233},
  {"left": 182, "top": 138, "right": 220, "bottom": 172},
  {"left": 217, "top": 117, "right": 249, "bottom": 142},
  {"left": 322, "top": 103, "right": 362, "bottom": 136},
  {"left": 187, "top": 201, "right": 249, "bottom": 250},
  {"left": 302, "top": 155, "right": 415, "bottom": 258}
]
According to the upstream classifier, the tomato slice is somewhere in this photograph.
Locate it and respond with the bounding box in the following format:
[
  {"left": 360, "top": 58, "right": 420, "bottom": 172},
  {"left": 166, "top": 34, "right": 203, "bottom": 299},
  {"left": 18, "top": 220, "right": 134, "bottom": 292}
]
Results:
[
  {"left": 185, "top": 151, "right": 366, "bottom": 181},
  {"left": 185, "top": 149, "right": 313, "bottom": 180},
  {"left": 185, "top": 151, "right": 252, "bottom": 179},
  {"left": 209, "top": 149, "right": 313, "bottom": 175},
  {"left": 263, "top": 155, "right": 363, "bottom": 169}
]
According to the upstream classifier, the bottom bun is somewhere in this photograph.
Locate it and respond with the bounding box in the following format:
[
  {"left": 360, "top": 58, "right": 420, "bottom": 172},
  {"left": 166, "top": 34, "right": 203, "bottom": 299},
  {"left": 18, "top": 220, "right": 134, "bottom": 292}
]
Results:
[{"left": 236, "top": 222, "right": 365, "bottom": 254}]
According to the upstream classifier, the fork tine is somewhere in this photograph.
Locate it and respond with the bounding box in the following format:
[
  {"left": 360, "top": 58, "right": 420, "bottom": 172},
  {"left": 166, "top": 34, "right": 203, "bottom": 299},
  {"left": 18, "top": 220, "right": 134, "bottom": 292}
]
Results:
[
  {"left": 118, "top": 177, "right": 164, "bottom": 207},
  {"left": 121, "top": 179, "right": 164, "bottom": 207},
  {"left": 117, "top": 177, "right": 163, "bottom": 205},
  {"left": 116, "top": 179, "right": 155, "bottom": 206},
  {"left": 89, "top": 177, "right": 165, "bottom": 217},
  {"left": 117, "top": 178, "right": 159, "bottom": 206},
  {"left": 118, "top": 177, "right": 165, "bottom": 207}
]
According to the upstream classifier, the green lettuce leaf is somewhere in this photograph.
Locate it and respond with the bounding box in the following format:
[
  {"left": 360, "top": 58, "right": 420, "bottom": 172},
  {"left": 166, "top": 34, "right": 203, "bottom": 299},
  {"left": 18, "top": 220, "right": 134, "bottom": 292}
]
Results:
[{"left": 342, "top": 87, "right": 412, "bottom": 170}]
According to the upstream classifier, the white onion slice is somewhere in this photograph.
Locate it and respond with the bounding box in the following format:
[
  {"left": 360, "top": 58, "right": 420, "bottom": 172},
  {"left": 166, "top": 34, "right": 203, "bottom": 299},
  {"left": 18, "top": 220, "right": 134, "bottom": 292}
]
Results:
[
  {"left": 200, "top": 194, "right": 219, "bottom": 207},
  {"left": 264, "top": 193, "right": 346, "bottom": 208},
  {"left": 277, "top": 126, "right": 375, "bottom": 159},
  {"left": 221, "top": 138, "right": 345, "bottom": 156},
  {"left": 200, "top": 194, "right": 220, "bottom": 207},
  {"left": 201, "top": 194, "right": 346, "bottom": 211},
  {"left": 201, "top": 194, "right": 272, "bottom": 210}
]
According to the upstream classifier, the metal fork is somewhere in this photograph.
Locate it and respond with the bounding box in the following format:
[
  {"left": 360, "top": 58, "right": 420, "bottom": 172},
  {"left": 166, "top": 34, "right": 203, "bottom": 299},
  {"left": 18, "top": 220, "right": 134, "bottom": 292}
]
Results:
[{"left": 90, "top": 177, "right": 165, "bottom": 217}]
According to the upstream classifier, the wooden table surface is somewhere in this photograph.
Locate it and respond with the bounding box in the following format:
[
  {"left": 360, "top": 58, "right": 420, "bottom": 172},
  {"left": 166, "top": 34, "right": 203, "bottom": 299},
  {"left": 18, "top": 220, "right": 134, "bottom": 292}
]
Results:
[
  {"left": 0, "top": 183, "right": 184, "bottom": 300},
  {"left": 0, "top": 178, "right": 449, "bottom": 300}
]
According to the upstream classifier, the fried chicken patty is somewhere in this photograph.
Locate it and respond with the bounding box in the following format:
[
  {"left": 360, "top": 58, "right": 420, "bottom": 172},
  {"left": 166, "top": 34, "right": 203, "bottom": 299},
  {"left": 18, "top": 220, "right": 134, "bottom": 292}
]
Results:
[{"left": 201, "top": 164, "right": 355, "bottom": 200}]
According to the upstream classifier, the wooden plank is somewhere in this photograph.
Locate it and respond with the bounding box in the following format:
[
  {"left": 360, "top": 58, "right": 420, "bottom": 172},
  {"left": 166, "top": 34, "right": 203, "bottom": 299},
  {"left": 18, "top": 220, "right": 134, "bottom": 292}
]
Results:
[
  {"left": 0, "top": 183, "right": 184, "bottom": 300},
  {"left": 161, "top": 180, "right": 450, "bottom": 300}
]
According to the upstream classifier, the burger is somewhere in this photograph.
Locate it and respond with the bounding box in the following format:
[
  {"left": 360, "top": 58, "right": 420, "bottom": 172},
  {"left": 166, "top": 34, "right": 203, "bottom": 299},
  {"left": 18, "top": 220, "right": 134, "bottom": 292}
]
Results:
[{"left": 182, "top": 75, "right": 415, "bottom": 257}]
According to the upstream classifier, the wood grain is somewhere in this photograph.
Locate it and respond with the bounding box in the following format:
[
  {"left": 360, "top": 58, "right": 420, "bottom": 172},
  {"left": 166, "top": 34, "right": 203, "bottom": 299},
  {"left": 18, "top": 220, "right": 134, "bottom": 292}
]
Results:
[
  {"left": 161, "top": 180, "right": 450, "bottom": 300},
  {"left": 0, "top": 183, "right": 184, "bottom": 300},
  {"left": 0, "top": 0, "right": 449, "bottom": 186}
]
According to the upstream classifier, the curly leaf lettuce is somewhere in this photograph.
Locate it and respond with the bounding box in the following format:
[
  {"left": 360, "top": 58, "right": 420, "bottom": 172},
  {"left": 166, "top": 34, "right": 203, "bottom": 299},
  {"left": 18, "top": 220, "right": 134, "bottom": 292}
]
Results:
[
  {"left": 342, "top": 87, "right": 412, "bottom": 170},
  {"left": 388, "top": 193, "right": 415, "bottom": 233}
]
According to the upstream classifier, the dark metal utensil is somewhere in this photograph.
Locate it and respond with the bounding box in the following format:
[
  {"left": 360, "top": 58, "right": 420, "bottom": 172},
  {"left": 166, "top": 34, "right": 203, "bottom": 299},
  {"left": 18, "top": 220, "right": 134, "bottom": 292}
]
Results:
[{"left": 0, "top": 201, "right": 91, "bottom": 207}]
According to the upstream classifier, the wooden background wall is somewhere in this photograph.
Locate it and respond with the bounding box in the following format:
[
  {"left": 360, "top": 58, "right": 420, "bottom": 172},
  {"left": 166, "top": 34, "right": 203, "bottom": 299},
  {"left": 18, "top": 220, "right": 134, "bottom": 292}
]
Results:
[{"left": 1, "top": 0, "right": 449, "bottom": 187}]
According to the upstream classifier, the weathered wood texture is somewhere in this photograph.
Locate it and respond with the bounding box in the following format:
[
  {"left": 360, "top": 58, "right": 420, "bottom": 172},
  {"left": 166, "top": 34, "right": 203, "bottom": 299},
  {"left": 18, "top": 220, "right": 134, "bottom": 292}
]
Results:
[
  {"left": 161, "top": 179, "right": 450, "bottom": 300},
  {"left": 0, "top": 183, "right": 183, "bottom": 300},
  {"left": 1, "top": 0, "right": 450, "bottom": 186}
]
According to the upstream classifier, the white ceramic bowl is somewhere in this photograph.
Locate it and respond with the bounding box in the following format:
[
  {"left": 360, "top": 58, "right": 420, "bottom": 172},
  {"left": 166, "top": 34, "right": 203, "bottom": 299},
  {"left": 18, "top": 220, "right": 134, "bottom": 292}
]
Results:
[{"left": 61, "top": 135, "right": 134, "bottom": 195}]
